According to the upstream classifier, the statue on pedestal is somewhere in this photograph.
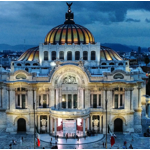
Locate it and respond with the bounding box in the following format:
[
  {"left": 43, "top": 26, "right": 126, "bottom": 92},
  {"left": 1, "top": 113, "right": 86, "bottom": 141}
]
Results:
[{"left": 41, "top": 119, "right": 47, "bottom": 132}]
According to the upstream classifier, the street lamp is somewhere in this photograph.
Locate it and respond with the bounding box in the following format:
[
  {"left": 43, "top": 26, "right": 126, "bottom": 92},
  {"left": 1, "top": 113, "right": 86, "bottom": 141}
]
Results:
[
  {"left": 105, "top": 99, "right": 108, "bottom": 149},
  {"left": 34, "top": 102, "right": 36, "bottom": 149}
]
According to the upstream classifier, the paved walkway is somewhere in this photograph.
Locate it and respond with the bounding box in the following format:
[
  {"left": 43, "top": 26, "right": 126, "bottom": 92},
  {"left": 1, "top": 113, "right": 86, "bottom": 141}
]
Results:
[{"left": 40, "top": 134, "right": 104, "bottom": 145}]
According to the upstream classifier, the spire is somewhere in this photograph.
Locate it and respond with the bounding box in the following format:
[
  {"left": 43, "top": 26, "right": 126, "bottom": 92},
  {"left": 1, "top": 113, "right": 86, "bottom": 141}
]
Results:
[{"left": 64, "top": 2, "right": 75, "bottom": 24}]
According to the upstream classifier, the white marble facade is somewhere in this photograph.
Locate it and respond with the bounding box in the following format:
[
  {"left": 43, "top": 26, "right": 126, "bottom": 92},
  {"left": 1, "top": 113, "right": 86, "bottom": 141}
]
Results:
[{"left": 0, "top": 4, "right": 148, "bottom": 135}]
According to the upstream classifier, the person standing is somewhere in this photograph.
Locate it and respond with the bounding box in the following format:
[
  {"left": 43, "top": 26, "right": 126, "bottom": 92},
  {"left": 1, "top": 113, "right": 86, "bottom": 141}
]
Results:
[
  {"left": 129, "top": 144, "right": 133, "bottom": 149},
  {"left": 20, "top": 138, "right": 22, "bottom": 146}
]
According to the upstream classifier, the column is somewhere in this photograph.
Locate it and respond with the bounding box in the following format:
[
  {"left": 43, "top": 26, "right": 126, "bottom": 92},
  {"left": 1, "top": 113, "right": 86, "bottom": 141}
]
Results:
[
  {"left": 47, "top": 115, "right": 49, "bottom": 133},
  {"left": 50, "top": 88, "right": 55, "bottom": 109},
  {"left": 78, "top": 88, "right": 80, "bottom": 109},
  {"left": 72, "top": 94, "right": 73, "bottom": 109},
  {"left": 83, "top": 119, "right": 85, "bottom": 135},
  {"left": 125, "top": 89, "right": 130, "bottom": 110},
  {"left": 54, "top": 118, "right": 57, "bottom": 135},
  {"left": 148, "top": 104, "right": 150, "bottom": 118},
  {"left": 50, "top": 117, "right": 53, "bottom": 134},
  {"left": 91, "top": 94, "right": 93, "bottom": 107},
  {"left": 2, "top": 87, "right": 8, "bottom": 109},
  {"left": 118, "top": 94, "right": 120, "bottom": 108},
  {"left": 10, "top": 89, "right": 16, "bottom": 110},
  {"left": 99, "top": 115, "right": 101, "bottom": 133},
  {"left": 38, "top": 115, "right": 40, "bottom": 133},
  {"left": 66, "top": 94, "right": 68, "bottom": 109},
  {"left": 60, "top": 88, "right": 62, "bottom": 109},
  {"left": 87, "top": 117, "right": 89, "bottom": 130},
  {"left": 56, "top": 88, "right": 59, "bottom": 109},
  {"left": 47, "top": 94, "right": 49, "bottom": 107},
  {"left": 138, "top": 87, "right": 141, "bottom": 108},
  {"left": 7, "top": 89, "right": 10, "bottom": 109},
  {"left": 100, "top": 116, "right": 102, "bottom": 133},
  {"left": 34, "top": 89, "right": 36, "bottom": 109},
  {"left": 80, "top": 88, "right": 84, "bottom": 109},
  {"left": 20, "top": 94, "right": 22, "bottom": 108},
  {"left": 97, "top": 94, "right": 99, "bottom": 107},
  {"left": 90, "top": 115, "right": 93, "bottom": 130},
  {"left": 28, "top": 89, "right": 33, "bottom": 110},
  {"left": 130, "top": 89, "right": 133, "bottom": 110}
]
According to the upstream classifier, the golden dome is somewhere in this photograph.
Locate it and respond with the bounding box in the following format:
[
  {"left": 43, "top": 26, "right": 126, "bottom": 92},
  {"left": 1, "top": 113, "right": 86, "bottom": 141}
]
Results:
[{"left": 44, "top": 24, "right": 95, "bottom": 45}]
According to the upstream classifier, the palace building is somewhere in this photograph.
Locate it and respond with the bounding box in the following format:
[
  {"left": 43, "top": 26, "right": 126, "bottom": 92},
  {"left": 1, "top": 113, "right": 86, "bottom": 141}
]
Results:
[{"left": 0, "top": 3, "right": 148, "bottom": 135}]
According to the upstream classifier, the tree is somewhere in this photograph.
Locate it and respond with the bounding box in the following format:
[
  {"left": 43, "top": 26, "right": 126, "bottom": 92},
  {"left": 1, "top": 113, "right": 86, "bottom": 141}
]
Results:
[{"left": 144, "top": 56, "right": 150, "bottom": 73}]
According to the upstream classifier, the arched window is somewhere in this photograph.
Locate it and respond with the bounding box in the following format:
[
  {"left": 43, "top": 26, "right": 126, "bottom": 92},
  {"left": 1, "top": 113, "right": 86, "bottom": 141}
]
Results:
[
  {"left": 109, "top": 62, "right": 114, "bottom": 65},
  {"left": 91, "top": 51, "right": 96, "bottom": 60},
  {"left": 118, "top": 63, "right": 123, "bottom": 66},
  {"left": 17, "top": 63, "right": 21, "bottom": 66},
  {"left": 75, "top": 51, "right": 80, "bottom": 60},
  {"left": 83, "top": 51, "right": 88, "bottom": 60},
  {"left": 101, "top": 63, "right": 107, "bottom": 65},
  {"left": 33, "top": 63, "right": 38, "bottom": 66},
  {"left": 44, "top": 51, "right": 48, "bottom": 61},
  {"left": 67, "top": 51, "right": 72, "bottom": 60},
  {"left": 25, "top": 63, "right": 30, "bottom": 66},
  {"left": 52, "top": 51, "right": 56, "bottom": 60},
  {"left": 59, "top": 51, "right": 64, "bottom": 60}
]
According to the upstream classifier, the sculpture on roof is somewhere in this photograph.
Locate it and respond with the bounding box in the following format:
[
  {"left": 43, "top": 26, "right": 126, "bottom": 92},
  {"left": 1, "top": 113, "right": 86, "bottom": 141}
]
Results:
[{"left": 66, "top": 2, "right": 73, "bottom": 10}]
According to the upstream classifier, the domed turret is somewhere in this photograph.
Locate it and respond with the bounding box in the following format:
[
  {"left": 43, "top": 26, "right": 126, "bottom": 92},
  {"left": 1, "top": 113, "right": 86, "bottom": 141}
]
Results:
[{"left": 44, "top": 3, "right": 95, "bottom": 45}]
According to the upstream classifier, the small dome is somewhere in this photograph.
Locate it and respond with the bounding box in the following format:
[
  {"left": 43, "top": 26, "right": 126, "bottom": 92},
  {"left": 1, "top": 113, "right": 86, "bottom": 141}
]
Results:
[
  {"left": 18, "top": 46, "right": 39, "bottom": 61},
  {"left": 100, "top": 46, "right": 122, "bottom": 61},
  {"left": 18, "top": 46, "right": 122, "bottom": 61},
  {"left": 44, "top": 24, "right": 95, "bottom": 45}
]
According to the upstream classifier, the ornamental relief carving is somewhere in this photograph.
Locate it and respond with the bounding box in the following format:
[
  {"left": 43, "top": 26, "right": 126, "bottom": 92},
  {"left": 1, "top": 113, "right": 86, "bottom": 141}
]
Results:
[{"left": 62, "top": 76, "right": 77, "bottom": 84}]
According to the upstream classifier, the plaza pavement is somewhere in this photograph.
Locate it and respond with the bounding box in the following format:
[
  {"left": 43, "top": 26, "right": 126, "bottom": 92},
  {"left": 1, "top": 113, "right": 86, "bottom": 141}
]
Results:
[{"left": 0, "top": 130, "right": 150, "bottom": 149}]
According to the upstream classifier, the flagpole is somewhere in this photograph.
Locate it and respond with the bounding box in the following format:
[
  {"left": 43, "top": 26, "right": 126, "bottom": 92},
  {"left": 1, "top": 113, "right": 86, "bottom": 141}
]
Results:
[{"left": 105, "top": 99, "right": 108, "bottom": 149}]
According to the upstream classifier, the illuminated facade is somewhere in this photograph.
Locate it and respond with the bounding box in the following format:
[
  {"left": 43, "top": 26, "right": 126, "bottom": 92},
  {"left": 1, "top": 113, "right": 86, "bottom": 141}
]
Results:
[{"left": 0, "top": 4, "right": 148, "bottom": 135}]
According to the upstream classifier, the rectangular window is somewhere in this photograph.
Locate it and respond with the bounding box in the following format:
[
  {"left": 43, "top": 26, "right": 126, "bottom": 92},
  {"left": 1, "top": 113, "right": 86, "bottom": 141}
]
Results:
[
  {"left": 43, "top": 94, "right": 47, "bottom": 100},
  {"left": 68, "top": 94, "right": 72, "bottom": 108},
  {"left": 93, "top": 94, "right": 97, "bottom": 108},
  {"left": 114, "top": 94, "right": 118, "bottom": 108},
  {"left": 99, "top": 94, "right": 101, "bottom": 106},
  {"left": 39, "top": 96, "right": 41, "bottom": 106},
  {"left": 22, "top": 94, "right": 26, "bottom": 109},
  {"left": 62, "top": 95, "right": 66, "bottom": 108},
  {"left": 18, "top": 95, "right": 20, "bottom": 106},
  {"left": 120, "top": 94, "right": 123, "bottom": 106}
]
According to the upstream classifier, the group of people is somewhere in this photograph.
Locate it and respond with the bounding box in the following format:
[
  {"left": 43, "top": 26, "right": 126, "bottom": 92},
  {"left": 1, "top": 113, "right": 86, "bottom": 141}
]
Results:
[
  {"left": 123, "top": 141, "right": 133, "bottom": 149},
  {"left": 9, "top": 137, "right": 23, "bottom": 148}
]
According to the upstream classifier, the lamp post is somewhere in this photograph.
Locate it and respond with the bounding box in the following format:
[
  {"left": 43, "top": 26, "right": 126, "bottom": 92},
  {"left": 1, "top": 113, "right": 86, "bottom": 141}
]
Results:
[
  {"left": 34, "top": 102, "right": 36, "bottom": 149},
  {"left": 105, "top": 99, "right": 108, "bottom": 149}
]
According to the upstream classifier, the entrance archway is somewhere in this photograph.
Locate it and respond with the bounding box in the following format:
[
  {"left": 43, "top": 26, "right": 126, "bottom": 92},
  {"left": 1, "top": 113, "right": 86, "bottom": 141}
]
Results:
[
  {"left": 17, "top": 118, "right": 26, "bottom": 132},
  {"left": 114, "top": 118, "right": 123, "bottom": 132}
]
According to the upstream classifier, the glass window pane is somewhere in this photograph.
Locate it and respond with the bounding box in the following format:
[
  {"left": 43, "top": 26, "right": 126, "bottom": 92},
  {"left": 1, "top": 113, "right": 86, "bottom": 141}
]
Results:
[
  {"left": 18, "top": 95, "right": 20, "bottom": 106},
  {"left": 22, "top": 94, "right": 26, "bottom": 109},
  {"left": 43, "top": 94, "right": 47, "bottom": 100},
  {"left": 68, "top": 94, "right": 72, "bottom": 108},
  {"left": 115, "top": 94, "right": 118, "bottom": 108},
  {"left": 39, "top": 96, "right": 41, "bottom": 106},
  {"left": 62, "top": 95, "right": 66, "bottom": 108},
  {"left": 73, "top": 94, "right": 77, "bottom": 108},
  {"left": 59, "top": 51, "right": 64, "bottom": 60},
  {"left": 93, "top": 94, "right": 97, "bottom": 108},
  {"left": 99, "top": 94, "right": 101, "bottom": 106},
  {"left": 120, "top": 94, "right": 123, "bottom": 106},
  {"left": 67, "top": 51, "right": 72, "bottom": 60},
  {"left": 52, "top": 51, "right": 56, "bottom": 60},
  {"left": 75, "top": 51, "right": 80, "bottom": 60},
  {"left": 91, "top": 51, "right": 96, "bottom": 60},
  {"left": 44, "top": 51, "right": 48, "bottom": 61},
  {"left": 83, "top": 51, "right": 88, "bottom": 60}
]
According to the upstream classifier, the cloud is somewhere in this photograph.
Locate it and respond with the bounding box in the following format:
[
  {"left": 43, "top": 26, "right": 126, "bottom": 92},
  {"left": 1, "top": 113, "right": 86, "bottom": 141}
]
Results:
[
  {"left": 126, "top": 18, "right": 140, "bottom": 22},
  {"left": 145, "top": 18, "right": 150, "bottom": 23}
]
